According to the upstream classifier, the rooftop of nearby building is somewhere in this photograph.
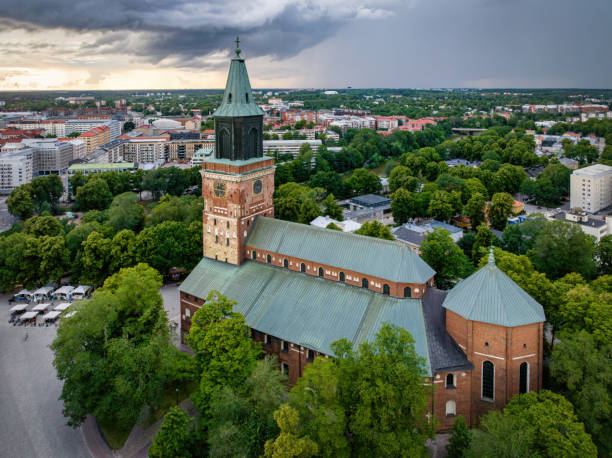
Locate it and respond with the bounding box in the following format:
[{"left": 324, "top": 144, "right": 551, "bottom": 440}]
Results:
[
  {"left": 349, "top": 194, "right": 391, "bottom": 208},
  {"left": 573, "top": 163, "right": 612, "bottom": 178},
  {"left": 68, "top": 162, "right": 135, "bottom": 171},
  {"left": 179, "top": 256, "right": 433, "bottom": 374},
  {"left": 442, "top": 249, "right": 545, "bottom": 327},
  {"left": 246, "top": 216, "right": 435, "bottom": 284}
]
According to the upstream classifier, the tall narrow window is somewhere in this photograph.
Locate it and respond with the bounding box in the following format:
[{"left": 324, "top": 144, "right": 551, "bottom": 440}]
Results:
[
  {"left": 318, "top": 267, "right": 324, "bottom": 277},
  {"left": 404, "top": 287, "right": 411, "bottom": 298},
  {"left": 482, "top": 361, "right": 494, "bottom": 400},
  {"left": 283, "top": 259, "right": 288, "bottom": 268},
  {"left": 383, "top": 284, "right": 390, "bottom": 295},
  {"left": 300, "top": 263, "right": 306, "bottom": 273},
  {"left": 267, "top": 254, "right": 272, "bottom": 264},
  {"left": 445, "top": 400, "right": 456, "bottom": 417},
  {"left": 219, "top": 128, "right": 230, "bottom": 159},
  {"left": 281, "top": 362, "right": 289, "bottom": 377},
  {"left": 228, "top": 93, "right": 232, "bottom": 103},
  {"left": 339, "top": 272, "right": 345, "bottom": 282},
  {"left": 281, "top": 341, "right": 289, "bottom": 353},
  {"left": 245, "top": 93, "right": 249, "bottom": 103},
  {"left": 446, "top": 373, "right": 455, "bottom": 388},
  {"left": 519, "top": 362, "right": 529, "bottom": 394},
  {"left": 248, "top": 127, "right": 258, "bottom": 158},
  {"left": 362, "top": 278, "right": 368, "bottom": 289}
]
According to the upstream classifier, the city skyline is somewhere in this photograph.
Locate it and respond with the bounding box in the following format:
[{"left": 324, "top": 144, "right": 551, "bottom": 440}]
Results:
[{"left": 0, "top": 0, "right": 611, "bottom": 90}]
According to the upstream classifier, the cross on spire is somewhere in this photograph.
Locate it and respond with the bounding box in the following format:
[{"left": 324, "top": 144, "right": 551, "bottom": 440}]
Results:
[{"left": 234, "top": 36, "right": 241, "bottom": 57}]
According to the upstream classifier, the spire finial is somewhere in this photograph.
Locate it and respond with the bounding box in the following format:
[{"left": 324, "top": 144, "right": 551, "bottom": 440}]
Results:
[
  {"left": 234, "top": 36, "right": 241, "bottom": 57},
  {"left": 488, "top": 247, "right": 495, "bottom": 265}
]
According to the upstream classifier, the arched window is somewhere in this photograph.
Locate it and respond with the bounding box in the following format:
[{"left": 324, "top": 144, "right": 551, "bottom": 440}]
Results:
[
  {"left": 266, "top": 254, "right": 271, "bottom": 264},
  {"left": 362, "top": 278, "right": 368, "bottom": 289},
  {"left": 318, "top": 267, "right": 324, "bottom": 277},
  {"left": 383, "top": 284, "right": 390, "bottom": 295},
  {"left": 283, "top": 259, "right": 288, "bottom": 268},
  {"left": 446, "top": 373, "right": 455, "bottom": 388},
  {"left": 228, "top": 93, "right": 232, "bottom": 103},
  {"left": 446, "top": 400, "right": 456, "bottom": 417},
  {"left": 482, "top": 361, "right": 494, "bottom": 400},
  {"left": 404, "top": 287, "right": 411, "bottom": 298},
  {"left": 519, "top": 362, "right": 529, "bottom": 394},
  {"left": 339, "top": 272, "right": 345, "bottom": 282},
  {"left": 219, "top": 128, "right": 230, "bottom": 159},
  {"left": 300, "top": 263, "right": 306, "bottom": 273},
  {"left": 247, "top": 127, "right": 258, "bottom": 158},
  {"left": 245, "top": 93, "right": 249, "bottom": 103},
  {"left": 252, "top": 250, "right": 257, "bottom": 260}
]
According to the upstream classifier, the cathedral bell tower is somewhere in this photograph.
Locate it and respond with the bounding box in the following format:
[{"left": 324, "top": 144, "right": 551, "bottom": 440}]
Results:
[{"left": 201, "top": 38, "right": 275, "bottom": 265}]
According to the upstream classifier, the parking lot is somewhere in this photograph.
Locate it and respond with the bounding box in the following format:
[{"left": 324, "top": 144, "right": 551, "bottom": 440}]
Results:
[{"left": 0, "top": 284, "right": 181, "bottom": 458}]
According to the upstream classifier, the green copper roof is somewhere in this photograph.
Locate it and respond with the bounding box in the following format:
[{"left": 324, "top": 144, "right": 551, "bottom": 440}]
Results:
[
  {"left": 179, "top": 257, "right": 431, "bottom": 374},
  {"left": 442, "top": 250, "right": 545, "bottom": 327},
  {"left": 246, "top": 217, "right": 436, "bottom": 284},
  {"left": 213, "top": 40, "right": 264, "bottom": 118}
]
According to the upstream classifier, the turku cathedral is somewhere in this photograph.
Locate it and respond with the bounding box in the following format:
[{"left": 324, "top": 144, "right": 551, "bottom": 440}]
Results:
[{"left": 179, "top": 41, "right": 546, "bottom": 430}]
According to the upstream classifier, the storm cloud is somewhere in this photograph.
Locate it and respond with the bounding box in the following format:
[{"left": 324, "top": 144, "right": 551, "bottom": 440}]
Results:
[{"left": 0, "top": 0, "right": 399, "bottom": 64}]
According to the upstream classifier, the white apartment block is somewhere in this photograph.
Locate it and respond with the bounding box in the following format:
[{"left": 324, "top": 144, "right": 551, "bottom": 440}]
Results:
[
  {"left": 67, "top": 139, "right": 86, "bottom": 159},
  {"left": 262, "top": 140, "right": 322, "bottom": 159},
  {"left": 65, "top": 119, "right": 122, "bottom": 141},
  {"left": 570, "top": 164, "right": 612, "bottom": 213},
  {"left": 7, "top": 119, "right": 66, "bottom": 137},
  {"left": 111, "top": 137, "right": 167, "bottom": 164},
  {"left": 0, "top": 148, "right": 34, "bottom": 193},
  {"left": 21, "top": 139, "right": 73, "bottom": 175}
]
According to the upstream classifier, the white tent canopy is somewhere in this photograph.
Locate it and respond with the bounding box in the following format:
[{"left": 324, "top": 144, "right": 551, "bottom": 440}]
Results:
[
  {"left": 10, "top": 303, "right": 28, "bottom": 313},
  {"left": 33, "top": 303, "right": 51, "bottom": 312},
  {"left": 15, "top": 289, "right": 31, "bottom": 297},
  {"left": 42, "top": 311, "right": 62, "bottom": 320},
  {"left": 19, "top": 311, "right": 38, "bottom": 321},
  {"left": 54, "top": 285, "right": 74, "bottom": 295},
  {"left": 54, "top": 303, "right": 71, "bottom": 312}
]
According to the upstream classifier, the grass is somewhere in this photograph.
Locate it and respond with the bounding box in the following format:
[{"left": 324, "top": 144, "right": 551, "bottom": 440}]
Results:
[
  {"left": 370, "top": 158, "right": 399, "bottom": 177},
  {"left": 98, "top": 379, "right": 198, "bottom": 450}
]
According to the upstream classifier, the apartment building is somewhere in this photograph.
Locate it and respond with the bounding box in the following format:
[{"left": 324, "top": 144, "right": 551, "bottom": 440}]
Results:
[
  {"left": 7, "top": 119, "right": 66, "bottom": 137},
  {"left": 120, "top": 136, "right": 168, "bottom": 163},
  {"left": 66, "top": 119, "right": 121, "bottom": 140},
  {"left": 79, "top": 126, "right": 111, "bottom": 154},
  {"left": 570, "top": 164, "right": 612, "bottom": 213},
  {"left": 58, "top": 138, "right": 87, "bottom": 159},
  {"left": 165, "top": 138, "right": 214, "bottom": 162},
  {"left": 20, "top": 139, "right": 73, "bottom": 175},
  {"left": 0, "top": 148, "right": 34, "bottom": 193},
  {"left": 262, "top": 139, "right": 322, "bottom": 159}
]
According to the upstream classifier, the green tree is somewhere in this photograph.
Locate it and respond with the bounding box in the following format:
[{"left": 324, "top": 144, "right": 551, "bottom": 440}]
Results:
[
  {"left": 23, "top": 215, "right": 64, "bottom": 237},
  {"left": 208, "top": 357, "right": 288, "bottom": 458},
  {"left": 69, "top": 172, "right": 88, "bottom": 199},
  {"left": 108, "top": 192, "right": 144, "bottom": 232},
  {"left": 390, "top": 188, "right": 416, "bottom": 225},
  {"left": 487, "top": 192, "right": 514, "bottom": 230},
  {"left": 6, "top": 185, "right": 35, "bottom": 219},
  {"left": 528, "top": 219, "right": 597, "bottom": 280},
  {"left": 446, "top": 416, "right": 472, "bottom": 458},
  {"left": 470, "top": 391, "right": 597, "bottom": 458},
  {"left": 550, "top": 331, "right": 612, "bottom": 456},
  {"left": 598, "top": 235, "right": 612, "bottom": 275},
  {"left": 264, "top": 404, "right": 318, "bottom": 458},
  {"left": 298, "top": 199, "right": 321, "bottom": 224},
  {"left": 472, "top": 224, "right": 495, "bottom": 263},
  {"left": 355, "top": 220, "right": 394, "bottom": 240},
  {"left": 187, "top": 291, "right": 262, "bottom": 416},
  {"left": 123, "top": 121, "right": 136, "bottom": 132},
  {"left": 558, "top": 284, "right": 612, "bottom": 346},
  {"left": 421, "top": 228, "right": 473, "bottom": 289},
  {"left": 80, "top": 232, "right": 113, "bottom": 285},
  {"left": 428, "top": 190, "right": 455, "bottom": 222},
  {"left": 110, "top": 230, "right": 138, "bottom": 273},
  {"left": 149, "top": 407, "right": 194, "bottom": 458},
  {"left": 30, "top": 175, "right": 64, "bottom": 212},
  {"left": 388, "top": 166, "right": 418, "bottom": 192},
  {"left": 76, "top": 177, "right": 113, "bottom": 211},
  {"left": 322, "top": 194, "right": 343, "bottom": 221},
  {"left": 462, "top": 177, "right": 488, "bottom": 202},
  {"left": 464, "top": 193, "right": 486, "bottom": 230},
  {"left": 345, "top": 168, "right": 382, "bottom": 195},
  {"left": 136, "top": 221, "right": 192, "bottom": 274},
  {"left": 38, "top": 236, "right": 70, "bottom": 284},
  {"left": 326, "top": 222, "right": 342, "bottom": 231}
]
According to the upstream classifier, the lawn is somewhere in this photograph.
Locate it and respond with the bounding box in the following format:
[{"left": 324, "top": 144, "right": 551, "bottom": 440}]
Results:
[{"left": 98, "top": 379, "right": 198, "bottom": 450}]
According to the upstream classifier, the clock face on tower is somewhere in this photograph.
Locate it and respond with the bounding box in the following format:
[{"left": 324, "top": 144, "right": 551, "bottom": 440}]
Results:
[
  {"left": 214, "top": 181, "right": 226, "bottom": 198},
  {"left": 253, "top": 179, "right": 263, "bottom": 195}
]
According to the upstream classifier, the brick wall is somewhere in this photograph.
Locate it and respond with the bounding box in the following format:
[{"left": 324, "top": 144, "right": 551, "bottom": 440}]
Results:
[
  {"left": 432, "top": 369, "right": 473, "bottom": 430},
  {"left": 244, "top": 246, "right": 430, "bottom": 299}
]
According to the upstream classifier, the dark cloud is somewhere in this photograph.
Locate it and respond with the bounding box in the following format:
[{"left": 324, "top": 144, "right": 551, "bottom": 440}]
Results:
[{"left": 0, "top": 1, "right": 397, "bottom": 65}]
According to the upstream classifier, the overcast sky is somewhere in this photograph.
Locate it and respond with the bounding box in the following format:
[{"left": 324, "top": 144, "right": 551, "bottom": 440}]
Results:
[{"left": 0, "top": 0, "right": 610, "bottom": 90}]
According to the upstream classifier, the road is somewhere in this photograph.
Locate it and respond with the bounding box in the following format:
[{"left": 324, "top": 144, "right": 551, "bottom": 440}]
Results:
[
  {"left": 0, "top": 284, "right": 181, "bottom": 458},
  {"left": 0, "top": 196, "right": 15, "bottom": 232}
]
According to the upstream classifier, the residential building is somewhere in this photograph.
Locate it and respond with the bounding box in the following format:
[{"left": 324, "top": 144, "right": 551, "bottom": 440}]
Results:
[
  {"left": 0, "top": 148, "right": 34, "bottom": 193},
  {"left": 78, "top": 126, "right": 111, "bottom": 154},
  {"left": 177, "top": 42, "right": 546, "bottom": 432},
  {"left": 58, "top": 138, "right": 87, "bottom": 159},
  {"left": 7, "top": 119, "right": 66, "bottom": 137},
  {"left": 165, "top": 138, "right": 213, "bottom": 162},
  {"left": 121, "top": 136, "right": 168, "bottom": 163},
  {"left": 21, "top": 139, "right": 73, "bottom": 175},
  {"left": 190, "top": 147, "right": 214, "bottom": 167},
  {"left": 570, "top": 164, "right": 612, "bottom": 213},
  {"left": 342, "top": 194, "right": 392, "bottom": 223},
  {"left": 66, "top": 119, "right": 121, "bottom": 140},
  {"left": 550, "top": 210, "right": 611, "bottom": 242},
  {"left": 262, "top": 139, "right": 322, "bottom": 159}
]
